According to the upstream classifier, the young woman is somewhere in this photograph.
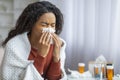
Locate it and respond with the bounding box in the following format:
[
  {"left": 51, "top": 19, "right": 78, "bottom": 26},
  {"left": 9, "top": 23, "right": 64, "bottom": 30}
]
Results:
[{"left": 0, "top": 1, "right": 67, "bottom": 80}]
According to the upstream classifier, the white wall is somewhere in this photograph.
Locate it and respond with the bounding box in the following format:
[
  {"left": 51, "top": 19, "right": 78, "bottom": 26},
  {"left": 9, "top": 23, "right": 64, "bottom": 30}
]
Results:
[{"left": 0, "top": 47, "right": 4, "bottom": 65}]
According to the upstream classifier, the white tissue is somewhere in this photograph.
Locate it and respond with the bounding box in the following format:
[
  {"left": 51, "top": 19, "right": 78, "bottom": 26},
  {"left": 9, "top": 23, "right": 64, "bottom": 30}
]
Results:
[
  {"left": 68, "top": 68, "right": 92, "bottom": 79},
  {"left": 42, "top": 28, "right": 55, "bottom": 44},
  {"left": 115, "top": 74, "right": 120, "bottom": 79},
  {"left": 42, "top": 28, "right": 55, "bottom": 33},
  {"left": 95, "top": 55, "right": 107, "bottom": 63},
  {"left": 68, "top": 68, "right": 80, "bottom": 78}
]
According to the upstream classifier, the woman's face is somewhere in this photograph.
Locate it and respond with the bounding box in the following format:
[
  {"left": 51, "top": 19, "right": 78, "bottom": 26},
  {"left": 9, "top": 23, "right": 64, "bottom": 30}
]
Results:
[{"left": 31, "top": 12, "right": 56, "bottom": 37}]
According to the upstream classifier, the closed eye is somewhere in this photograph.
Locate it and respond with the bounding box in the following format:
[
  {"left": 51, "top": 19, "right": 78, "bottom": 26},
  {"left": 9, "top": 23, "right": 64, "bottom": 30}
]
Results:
[
  {"left": 51, "top": 23, "right": 56, "bottom": 27},
  {"left": 41, "top": 22, "right": 48, "bottom": 26},
  {"left": 40, "top": 22, "right": 56, "bottom": 27}
]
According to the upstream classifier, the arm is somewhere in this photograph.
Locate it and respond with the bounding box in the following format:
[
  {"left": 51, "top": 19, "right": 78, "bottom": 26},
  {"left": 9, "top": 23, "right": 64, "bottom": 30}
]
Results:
[
  {"left": 46, "top": 37, "right": 67, "bottom": 80},
  {"left": 50, "top": 33, "right": 67, "bottom": 80},
  {"left": 45, "top": 39, "right": 67, "bottom": 80},
  {"left": 46, "top": 59, "right": 61, "bottom": 80}
]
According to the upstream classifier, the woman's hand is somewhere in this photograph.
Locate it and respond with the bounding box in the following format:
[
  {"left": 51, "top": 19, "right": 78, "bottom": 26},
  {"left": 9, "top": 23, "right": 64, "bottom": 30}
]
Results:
[
  {"left": 52, "top": 33, "right": 62, "bottom": 62},
  {"left": 37, "top": 32, "right": 51, "bottom": 57}
]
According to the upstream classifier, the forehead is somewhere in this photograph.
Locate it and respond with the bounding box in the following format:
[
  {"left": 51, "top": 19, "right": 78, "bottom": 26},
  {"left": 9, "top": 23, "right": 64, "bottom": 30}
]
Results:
[{"left": 39, "top": 12, "right": 56, "bottom": 22}]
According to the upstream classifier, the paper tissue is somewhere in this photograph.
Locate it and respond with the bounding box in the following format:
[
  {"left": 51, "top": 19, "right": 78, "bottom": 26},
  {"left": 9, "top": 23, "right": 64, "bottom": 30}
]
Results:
[
  {"left": 42, "top": 28, "right": 55, "bottom": 33},
  {"left": 68, "top": 68, "right": 92, "bottom": 80},
  {"left": 95, "top": 55, "right": 107, "bottom": 63},
  {"left": 41, "top": 28, "right": 55, "bottom": 44}
]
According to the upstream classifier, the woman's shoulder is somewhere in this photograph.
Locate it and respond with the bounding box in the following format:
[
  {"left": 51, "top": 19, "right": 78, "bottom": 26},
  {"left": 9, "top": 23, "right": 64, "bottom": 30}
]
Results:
[
  {"left": 6, "top": 32, "right": 30, "bottom": 47},
  {"left": 4, "top": 32, "right": 31, "bottom": 59},
  {"left": 6, "top": 34, "right": 22, "bottom": 46},
  {"left": 5, "top": 32, "right": 31, "bottom": 53}
]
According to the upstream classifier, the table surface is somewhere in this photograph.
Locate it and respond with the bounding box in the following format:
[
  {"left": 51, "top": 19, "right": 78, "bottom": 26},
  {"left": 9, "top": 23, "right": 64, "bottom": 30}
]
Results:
[
  {"left": 67, "top": 75, "right": 107, "bottom": 80},
  {"left": 67, "top": 75, "right": 120, "bottom": 80}
]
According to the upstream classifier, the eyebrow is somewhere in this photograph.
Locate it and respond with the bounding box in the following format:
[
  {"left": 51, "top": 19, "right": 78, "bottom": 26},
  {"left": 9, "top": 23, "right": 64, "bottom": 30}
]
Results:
[
  {"left": 40, "top": 22, "right": 55, "bottom": 25},
  {"left": 41, "top": 22, "right": 48, "bottom": 25}
]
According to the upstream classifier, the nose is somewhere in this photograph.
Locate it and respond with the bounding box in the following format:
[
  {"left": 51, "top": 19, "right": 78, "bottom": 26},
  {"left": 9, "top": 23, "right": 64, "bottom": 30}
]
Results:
[{"left": 48, "top": 25, "right": 52, "bottom": 28}]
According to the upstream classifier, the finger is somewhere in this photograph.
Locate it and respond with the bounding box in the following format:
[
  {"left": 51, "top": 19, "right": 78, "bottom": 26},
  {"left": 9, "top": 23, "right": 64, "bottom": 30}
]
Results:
[
  {"left": 52, "top": 33, "right": 59, "bottom": 44},
  {"left": 46, "top": 33, "right": 51, "bottom": 45},
  {"left": 39, "top": 32, "right": 46, "bottom": 43},
  {"left": 42, "top": 32, "right": 49, "bottom": 44},
  {"left": 52, "top": 33, "right": 61, "bottom": 46},
  {"left": 52, "top": 33, "right": 63, "bottom": 46},
  {"left": 52, "top": 35, "right": 59, "bottom": 47},
  {"left": 48, "top": 37, "right": 52, "bottom": 45},
  {"left": 52, "top": 33, "right": 60, "bottom": 41}
]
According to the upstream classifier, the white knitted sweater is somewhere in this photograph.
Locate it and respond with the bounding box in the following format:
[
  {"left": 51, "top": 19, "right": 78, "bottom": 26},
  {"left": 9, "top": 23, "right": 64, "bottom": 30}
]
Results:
[{"left": 0, "top": 32, "right": 67, "bottom": 80}]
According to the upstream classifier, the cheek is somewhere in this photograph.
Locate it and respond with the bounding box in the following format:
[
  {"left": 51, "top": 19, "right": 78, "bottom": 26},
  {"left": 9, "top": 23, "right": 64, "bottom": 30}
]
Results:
[
  {"left": 33, "top": 25, "right": 43, "bottom": 32},
  {"left": 32, "top": 26, "right": 43, "bottom": 36}
]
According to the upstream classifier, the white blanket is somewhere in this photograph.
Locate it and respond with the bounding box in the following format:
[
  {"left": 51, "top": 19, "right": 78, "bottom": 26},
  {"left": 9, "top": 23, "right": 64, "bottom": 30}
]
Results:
[{"left": 0, "top": 32, "right": 67, "bottom": 80}]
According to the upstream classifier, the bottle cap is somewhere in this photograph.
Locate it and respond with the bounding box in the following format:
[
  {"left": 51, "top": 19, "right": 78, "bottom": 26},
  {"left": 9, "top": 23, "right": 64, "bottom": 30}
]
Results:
[{"left": 78, "top": 63, "right": 85, "bottom": 66}]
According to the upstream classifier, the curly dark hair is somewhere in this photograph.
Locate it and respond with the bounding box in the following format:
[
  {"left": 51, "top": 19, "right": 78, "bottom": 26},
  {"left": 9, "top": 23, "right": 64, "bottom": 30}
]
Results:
[{"left": 2, "top": 1, "right": 63, "bottom": 46}]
